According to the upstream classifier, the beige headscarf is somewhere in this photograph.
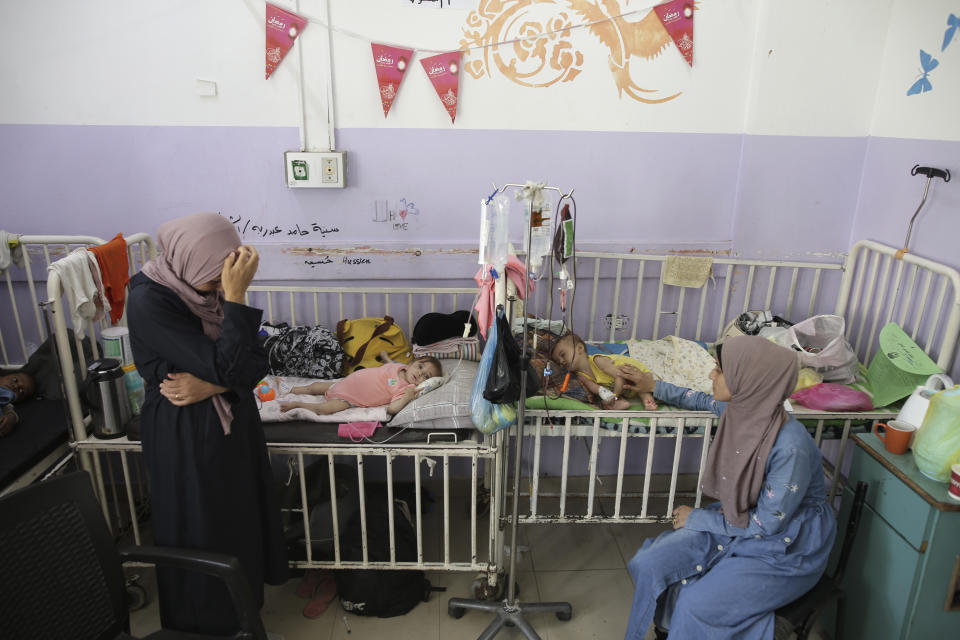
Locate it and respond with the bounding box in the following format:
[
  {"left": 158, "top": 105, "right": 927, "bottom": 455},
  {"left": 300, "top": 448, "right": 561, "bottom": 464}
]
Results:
[
  {"left": 701, "top": 336, "right": 799, "bottom": 528},
  {"left": 141, "top": 212, "right": 241, "bottom": 435}
]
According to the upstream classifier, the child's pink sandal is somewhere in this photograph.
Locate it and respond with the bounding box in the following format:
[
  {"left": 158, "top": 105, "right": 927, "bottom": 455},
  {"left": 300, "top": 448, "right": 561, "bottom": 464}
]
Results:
[
  {"left": 296, "top": 569, "right": 326, "bottom": 599},
  {"left": 302, "top": 573, "right": 337, "bottom": 618}
]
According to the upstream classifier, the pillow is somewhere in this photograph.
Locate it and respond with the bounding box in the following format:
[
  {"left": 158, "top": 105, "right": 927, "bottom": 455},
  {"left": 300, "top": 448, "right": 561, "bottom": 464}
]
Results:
[
  {"left": 413, "top": 337, "right": 480, "bottom": 361},
  {"left": 389, "top": 360, "right": 478, "bottom": 429},
  {"left": 585, "top": 342, "right": 629, "bottom": 356}
]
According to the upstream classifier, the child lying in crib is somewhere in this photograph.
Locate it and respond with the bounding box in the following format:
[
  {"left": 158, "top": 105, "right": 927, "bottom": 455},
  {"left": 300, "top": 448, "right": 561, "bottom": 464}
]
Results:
[
  {"left": 279, "top": 351, "right": 442, "bottom": 416},
  {"left": 551, "top": 333, "right": 658, "bottom": 410}
]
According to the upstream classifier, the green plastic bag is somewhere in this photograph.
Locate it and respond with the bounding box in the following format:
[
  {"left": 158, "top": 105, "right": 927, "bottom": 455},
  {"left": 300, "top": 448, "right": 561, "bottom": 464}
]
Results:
[{"left": 912, "top": 385, "right": 960, "bottom": 482}]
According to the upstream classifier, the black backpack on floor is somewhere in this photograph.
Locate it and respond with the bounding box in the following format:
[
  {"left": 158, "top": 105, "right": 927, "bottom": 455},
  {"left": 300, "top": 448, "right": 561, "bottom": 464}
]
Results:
[{"left": 335, "top": 497, "right": 445, "bottom": 617}]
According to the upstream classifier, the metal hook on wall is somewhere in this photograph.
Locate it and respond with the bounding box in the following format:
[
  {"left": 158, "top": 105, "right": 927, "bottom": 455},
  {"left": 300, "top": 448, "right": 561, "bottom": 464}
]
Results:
[{"left": 897, "top": 165, "right": 951, "bottom": 259}]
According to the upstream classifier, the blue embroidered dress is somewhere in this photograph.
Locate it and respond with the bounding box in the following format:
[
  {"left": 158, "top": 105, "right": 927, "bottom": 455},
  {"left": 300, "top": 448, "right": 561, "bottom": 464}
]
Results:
[{"left": 625, "top": 382, "right": 837, "bottom": 640}]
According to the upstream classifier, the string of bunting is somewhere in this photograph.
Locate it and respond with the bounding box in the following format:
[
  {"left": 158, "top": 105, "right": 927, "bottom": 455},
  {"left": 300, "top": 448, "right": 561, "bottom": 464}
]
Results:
[{"left": 264, "top": 1, "right": 694, "bottom": 123}]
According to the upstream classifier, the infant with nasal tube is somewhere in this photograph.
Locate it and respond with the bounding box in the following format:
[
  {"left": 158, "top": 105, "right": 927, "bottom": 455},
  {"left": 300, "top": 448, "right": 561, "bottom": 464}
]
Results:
[
  {"left": 551, "top": 333, "right": 658, "bottom": 410},
  {"left": 279, "top": 352, "right": 442, "bottom": 416}
]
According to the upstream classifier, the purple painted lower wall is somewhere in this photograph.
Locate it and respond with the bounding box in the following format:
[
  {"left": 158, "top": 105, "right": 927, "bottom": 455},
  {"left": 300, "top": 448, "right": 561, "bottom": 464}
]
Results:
[{"left": 1, "top": 124, "right": 875, "bottom": 265}]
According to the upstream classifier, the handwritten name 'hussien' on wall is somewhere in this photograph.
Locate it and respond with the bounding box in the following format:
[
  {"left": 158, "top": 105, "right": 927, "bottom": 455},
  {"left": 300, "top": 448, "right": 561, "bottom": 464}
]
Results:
[{"left": 304, "top": 255, "right": 373, "bottom": 269}]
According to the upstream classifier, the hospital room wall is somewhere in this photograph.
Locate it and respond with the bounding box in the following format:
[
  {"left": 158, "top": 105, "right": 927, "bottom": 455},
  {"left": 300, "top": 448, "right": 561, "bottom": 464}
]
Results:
[{"left": 0, "top": 0, "right": 957, "bottom": 276}]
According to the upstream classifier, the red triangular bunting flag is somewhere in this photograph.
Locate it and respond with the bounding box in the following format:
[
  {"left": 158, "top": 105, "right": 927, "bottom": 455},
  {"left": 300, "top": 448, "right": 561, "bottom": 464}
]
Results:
[
  {"left": 653, "top": 1, "right": 694, "bottom": 67},
  {"left": 265, "top": 3, "right": 308, "bottom": 79},
  {"left": 372, "top": 43, "right": 414, "bottom": 118},
  {"left": 420, "top": 51, "right": 462, "bottom": 124}
]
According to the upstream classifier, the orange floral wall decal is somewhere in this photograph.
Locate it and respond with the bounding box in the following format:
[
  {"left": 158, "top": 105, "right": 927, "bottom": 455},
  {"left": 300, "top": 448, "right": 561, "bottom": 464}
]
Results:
[{"left": 460, "top": 0, "right": 697, "bottom": 104}]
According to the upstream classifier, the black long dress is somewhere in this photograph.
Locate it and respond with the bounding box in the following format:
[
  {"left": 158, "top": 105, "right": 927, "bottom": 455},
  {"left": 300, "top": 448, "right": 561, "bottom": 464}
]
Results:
[{"left": 127, "top": 272, "right": 287, "bottom": 633}]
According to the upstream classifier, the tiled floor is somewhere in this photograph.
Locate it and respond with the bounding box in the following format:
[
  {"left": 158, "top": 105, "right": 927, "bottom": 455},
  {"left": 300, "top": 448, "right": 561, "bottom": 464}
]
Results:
[{"left": 129, "top": 514, "right": 829, "bottom": 639}]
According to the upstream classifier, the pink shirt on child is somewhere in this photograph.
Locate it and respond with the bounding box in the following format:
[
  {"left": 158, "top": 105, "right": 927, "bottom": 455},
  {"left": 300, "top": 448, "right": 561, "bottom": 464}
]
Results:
[{"left": 325, "top": 363, "right": 412, "bottom": 407}]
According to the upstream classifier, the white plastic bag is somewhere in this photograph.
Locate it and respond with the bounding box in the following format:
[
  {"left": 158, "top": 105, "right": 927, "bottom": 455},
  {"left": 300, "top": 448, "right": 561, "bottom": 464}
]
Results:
[{"left": 787, "top": 315, "right": 858, "bottom": 384}]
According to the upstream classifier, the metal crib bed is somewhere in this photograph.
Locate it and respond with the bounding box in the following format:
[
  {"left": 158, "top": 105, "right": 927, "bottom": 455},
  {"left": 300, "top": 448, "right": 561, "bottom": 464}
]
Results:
[
  {"left": 0, "top": 234, "right": 155, "bottom": 495},
  {"left": 505, "top": 239, "right": 960, "bottom": 535},
  {"left": 37, "top": 236, "right": 960, "bottom": 598},
  {"left": 52, "top": 269, "right": 508, "bottom": 593}
]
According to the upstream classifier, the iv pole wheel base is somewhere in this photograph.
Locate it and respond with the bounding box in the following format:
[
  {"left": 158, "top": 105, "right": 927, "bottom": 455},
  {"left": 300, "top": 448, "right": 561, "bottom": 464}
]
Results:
[
  {"left": 556, "top": 605, "right": 573, "bottom": 621},
  {"left": 448, "top": 603, "right": 466, "bottom": 619},
  {"left": 471, "top": 573, "right": 518, "bottom": 601}
]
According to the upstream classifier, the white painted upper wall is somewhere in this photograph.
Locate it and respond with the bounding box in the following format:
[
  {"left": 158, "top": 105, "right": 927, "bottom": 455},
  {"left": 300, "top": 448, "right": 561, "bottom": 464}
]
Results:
[
  {"left": 870, "top": 0, "right": 960, "bottom": 140},
  {"left": 743, "top": 0, "right": 895, "bottom": 137},
  {"left": 0, "top": 0, "right": 956, "bottom": 139}
]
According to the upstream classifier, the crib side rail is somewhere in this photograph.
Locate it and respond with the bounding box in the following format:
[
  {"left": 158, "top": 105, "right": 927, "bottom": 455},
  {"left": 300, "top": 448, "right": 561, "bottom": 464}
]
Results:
[
  {"left": 516, "top": 410, "right": 877, "bottom": 525},
  {"left": 73, "top": 439, "right": 502, "bottom": 578},
  {"left": 2, "top": 235, "right": 108, "bottom": 367},
  {"left": 835, "top": 239, "right": 960, "bottom": 373},
  {"left": 527, "top": 251, "right": 844, "bottom": 345},
  {"left": 245, "top": 284, "right": 477, "bottom": 337}
]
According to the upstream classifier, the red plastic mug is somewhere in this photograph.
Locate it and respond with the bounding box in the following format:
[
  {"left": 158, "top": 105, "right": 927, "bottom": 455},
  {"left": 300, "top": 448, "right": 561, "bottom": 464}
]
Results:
[
  {"left": 872, "top": 420, "right": 915, "bottom": 455},
  {"left": 949, "top": 464, "right": 960, "bottom": 503}
]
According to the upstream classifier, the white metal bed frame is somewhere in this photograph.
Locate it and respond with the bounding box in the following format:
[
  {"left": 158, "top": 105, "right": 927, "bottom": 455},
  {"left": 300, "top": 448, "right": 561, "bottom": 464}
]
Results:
[
  {"left": 11, "top": 234, "right": 959, "bottom": 595},
  {"left": 510, "top": 240, "right": 960, "bottom": 532},
  {"left": 1, "top": 234, "right": 155, "bottom": 495},
  {"left": 45, "top": 261, "right": 507, "bottom": 585}
]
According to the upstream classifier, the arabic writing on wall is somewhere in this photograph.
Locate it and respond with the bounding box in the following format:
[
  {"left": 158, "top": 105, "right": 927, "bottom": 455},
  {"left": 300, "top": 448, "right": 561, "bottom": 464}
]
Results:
[{"left": 222, "top": 213, "right": 341, "bottom": 240}]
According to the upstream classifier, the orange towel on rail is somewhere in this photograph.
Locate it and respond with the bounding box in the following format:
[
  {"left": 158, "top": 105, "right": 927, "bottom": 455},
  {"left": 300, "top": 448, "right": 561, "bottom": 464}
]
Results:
[{"left": 88, "top": 233, "right": 130, "bottom": 325}]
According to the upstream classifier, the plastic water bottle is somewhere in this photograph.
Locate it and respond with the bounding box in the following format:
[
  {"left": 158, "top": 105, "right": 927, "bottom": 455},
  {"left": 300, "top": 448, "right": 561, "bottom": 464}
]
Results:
[{"left": 122, "top": 364, "right": 145, "bottom": 415}]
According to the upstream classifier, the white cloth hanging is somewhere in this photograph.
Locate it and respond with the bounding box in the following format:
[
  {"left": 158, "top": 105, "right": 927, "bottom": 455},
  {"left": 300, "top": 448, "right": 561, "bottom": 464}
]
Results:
[
  {"left": 0, "top": 231, "right": 24, "bottom": 273},
  {"left": 48, "top": 248, "right": 111, "bottom": 338}
]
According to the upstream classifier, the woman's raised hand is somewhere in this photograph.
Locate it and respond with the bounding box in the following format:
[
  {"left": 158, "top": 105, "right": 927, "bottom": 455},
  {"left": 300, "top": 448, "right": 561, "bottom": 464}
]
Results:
[{"left": 222, "top": 246, "right": 259, "bottom": 303}]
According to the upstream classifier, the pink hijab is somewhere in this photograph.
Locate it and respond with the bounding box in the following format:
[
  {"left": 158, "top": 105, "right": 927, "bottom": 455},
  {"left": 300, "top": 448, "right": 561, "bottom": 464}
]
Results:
[
  {"left": 701, "top": 336, "right": 799, "bottom": 528},
  {"left": 141, "top": 212, "right": 241, "bottom": 435}
]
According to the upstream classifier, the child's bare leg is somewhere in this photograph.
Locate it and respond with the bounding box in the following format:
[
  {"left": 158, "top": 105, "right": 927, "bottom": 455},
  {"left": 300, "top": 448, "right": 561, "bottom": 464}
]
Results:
[
  {"left": 280, "top": 399, "right": 351, "bottom": 415},
  {"left": 641, "top": 392, "right": 658, "bottom": 410},
  {"left": 291, "top": 380, "right": 335, "bottom": 395}
]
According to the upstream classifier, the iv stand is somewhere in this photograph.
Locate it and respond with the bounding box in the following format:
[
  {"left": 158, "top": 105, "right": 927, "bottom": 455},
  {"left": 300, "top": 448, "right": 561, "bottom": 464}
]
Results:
[
  {"left": 898, "top": 165, "right": 951, "bottom": 259},
  {"left": 448, "top": 183, "right": 573, "bottom": 639}
]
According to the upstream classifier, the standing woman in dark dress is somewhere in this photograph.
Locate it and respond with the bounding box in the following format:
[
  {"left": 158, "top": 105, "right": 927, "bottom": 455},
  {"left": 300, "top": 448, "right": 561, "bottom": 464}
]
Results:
[{"left": 127, "top": 212, "right": 287, "bottom": 633}]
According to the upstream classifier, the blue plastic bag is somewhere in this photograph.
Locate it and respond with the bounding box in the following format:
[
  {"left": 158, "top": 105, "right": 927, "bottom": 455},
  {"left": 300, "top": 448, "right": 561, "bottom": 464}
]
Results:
[{"left": 471, "top": 309, "right": 517, "bottom": 435}]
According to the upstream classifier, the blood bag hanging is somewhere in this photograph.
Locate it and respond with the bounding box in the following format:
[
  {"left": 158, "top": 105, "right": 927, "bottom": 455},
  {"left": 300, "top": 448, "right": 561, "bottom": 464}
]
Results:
[{"left": 524, "top": 191, "right": 553, "bottom": 271}]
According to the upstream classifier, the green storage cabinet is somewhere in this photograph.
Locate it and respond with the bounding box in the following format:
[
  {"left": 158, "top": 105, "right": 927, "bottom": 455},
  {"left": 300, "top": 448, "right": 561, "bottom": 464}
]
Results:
[{"left": 839, "top": 434, "right": 960, "bottom": 639}]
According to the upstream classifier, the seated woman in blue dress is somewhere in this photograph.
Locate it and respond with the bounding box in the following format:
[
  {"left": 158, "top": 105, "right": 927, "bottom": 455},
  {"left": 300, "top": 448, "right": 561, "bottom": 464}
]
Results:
[{"left": 620, "top": 335, "right": 837, "bottom": 640}]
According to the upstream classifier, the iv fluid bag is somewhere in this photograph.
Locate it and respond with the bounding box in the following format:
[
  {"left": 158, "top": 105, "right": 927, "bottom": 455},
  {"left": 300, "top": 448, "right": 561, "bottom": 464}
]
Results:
[{"left": 479, "top": 195, "right": 509, "bottom": 269}]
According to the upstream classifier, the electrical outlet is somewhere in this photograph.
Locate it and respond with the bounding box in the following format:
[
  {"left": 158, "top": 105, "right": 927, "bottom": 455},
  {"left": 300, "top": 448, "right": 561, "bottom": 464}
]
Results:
[
  {"left": 604, "top": 314, "right": 630, "bottom": 330},
  {"left": 321, "top": 157, "right": 339, "bottom": 184},
  {"left": 284, "top": 151, "right": 346, "bottom": 188}
]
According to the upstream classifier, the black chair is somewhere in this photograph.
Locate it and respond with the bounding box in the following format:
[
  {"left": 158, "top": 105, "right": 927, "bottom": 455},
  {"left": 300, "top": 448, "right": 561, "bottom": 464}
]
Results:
[
  {"left": 775, "top": 480, "right": 869, "bottom": 640},
  {"left": 0, "top": 471, "right": 267, "bottom": 639}
]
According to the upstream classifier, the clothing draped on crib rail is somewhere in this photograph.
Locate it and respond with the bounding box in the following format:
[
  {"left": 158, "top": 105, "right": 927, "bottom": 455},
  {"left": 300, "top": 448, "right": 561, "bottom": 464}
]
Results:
[
  {"left": 0, "top": 231, "right": 24, "bottom": 272},
  {"left": 474, "top": 254, "right": 532, "bottom": 339},
  {"left": 47, "top": 235, "right": 131, "bottom": 336},
  {"left": 88, "top": 233, "right": 130, "bottom": 324},
  {"left": 47, "top": 248, "right": 110, "bottom": 338}
]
